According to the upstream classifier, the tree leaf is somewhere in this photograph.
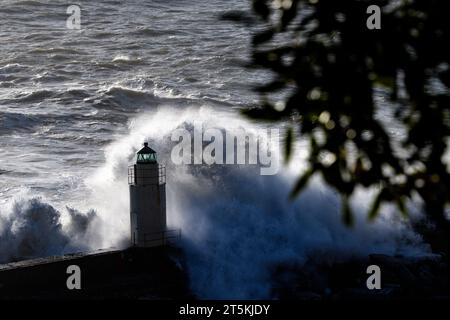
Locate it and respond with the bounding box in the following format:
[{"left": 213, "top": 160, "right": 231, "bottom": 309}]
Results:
[
  {"left": 253, "top": 28, "right": 275, "bottom": 45},
  {"left": 242, "top": 106, "right": 283, "bottom": 121},
  {"left": 220, "top": 11, "right": 255, "bottom": 26},
  {"left": 368, "top": 190, "right": 383, "bottom": 221},
  {"left": 284, "top": 126, "right": 294, "bottom": 164},
  {"left": 289, "top": 169, "right": 313, "bottom": 200},
  {"left": 342, "top": 195, "right": 354, "bottom": 227},
  {"left": 396, "top": 196, "right": 408, "bottom": 219},
  {"left": 252, "top": 0, "right": 270, "bottom": 21}
]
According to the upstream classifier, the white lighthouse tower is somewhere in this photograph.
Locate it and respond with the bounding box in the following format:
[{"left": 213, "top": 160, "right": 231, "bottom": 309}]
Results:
[{"left": 128, "top": 142, "right": 167, "bottom": 247}]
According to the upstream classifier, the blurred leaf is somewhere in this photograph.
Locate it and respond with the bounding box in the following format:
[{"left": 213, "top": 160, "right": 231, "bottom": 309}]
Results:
[
  {"left": 220, "top": 11, "right": 255, "bottom": 26},
  {"left": 252, "top": 0, "right": 270, "bottom": 21},
  {"left": 280, "top": 1, "right": 299, "bottom": 29},
  {"left": 342, "top": 196, "right": 354, "bottom": 227},
  {"left": 235, "top": 0, "right": 450, "bottom": 241},
  {"left": 241, "top": 103, "right": 286, "bottom": 121},
  {"left": 284, "top": 126, "right": 294, "bottom": 164},
  {"left": 439, "top": 69, "right": 450, "bottom": 88},
  {"left": 396, "top": 196, "right": 408, "bottom": 218},
  {"left": 374, "top": 76, "right": 395, "bottom": 88},
  {"left": 368, "top": 190, "right": 383, "bottom": 221},
  {"left": 253, "top": 28, "right": 275, "bottom": 45},
  {"left": 290, "top": 169, "right": 313, "bottom": 200}
]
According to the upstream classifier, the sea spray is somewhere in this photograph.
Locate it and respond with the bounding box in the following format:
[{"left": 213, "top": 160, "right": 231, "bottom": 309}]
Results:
[
  {"left": 0, "top": 106, "right": 430, "bottom": 298},
  {"left": 85, "top": 106, "right": 430, "bottom": 298},
  {"left": 0, "top": 194, "right": 95, "bottom": 263}
]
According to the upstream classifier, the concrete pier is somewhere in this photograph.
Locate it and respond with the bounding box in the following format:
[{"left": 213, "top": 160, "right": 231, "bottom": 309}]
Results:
[{"left": 0, "top": 246, "right": 191, "bottom": 299}]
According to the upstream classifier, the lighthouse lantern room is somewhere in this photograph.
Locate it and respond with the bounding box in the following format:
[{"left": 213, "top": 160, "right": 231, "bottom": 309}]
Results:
[{"left": 136, "top": 143, "right": 157, "bottom": 164}]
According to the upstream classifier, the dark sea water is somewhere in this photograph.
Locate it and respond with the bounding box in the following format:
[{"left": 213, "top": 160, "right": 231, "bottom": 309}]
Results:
[
  {"left": 0, "top": 0, "right": 260, "bottom": 201},
  {"left": 0, "top": 0, "right": 431, "bottom": 298}
]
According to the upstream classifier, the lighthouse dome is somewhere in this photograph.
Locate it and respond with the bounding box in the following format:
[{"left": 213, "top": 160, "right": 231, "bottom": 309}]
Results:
[{"left": 136, "top": 142, "right": 157, "bottom": 164}]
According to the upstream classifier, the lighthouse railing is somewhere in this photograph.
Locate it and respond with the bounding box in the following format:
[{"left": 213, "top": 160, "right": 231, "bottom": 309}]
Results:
[
  {"left": 142, "top": 229, "right": 181, "bottom": 246},
  {"left": 128, "top": 164, "right": 166, "bottom": 185}
]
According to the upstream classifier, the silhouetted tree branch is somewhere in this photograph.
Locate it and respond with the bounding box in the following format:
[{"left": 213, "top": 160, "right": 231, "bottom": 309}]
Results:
[{"left": 226, "top": 0, "right": 450, "bottom": 249}]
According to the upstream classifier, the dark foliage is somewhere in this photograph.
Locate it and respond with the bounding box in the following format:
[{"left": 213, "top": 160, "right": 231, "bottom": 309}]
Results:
[{"left": 225, "top": 0, "right": 450, "bottom": 237}]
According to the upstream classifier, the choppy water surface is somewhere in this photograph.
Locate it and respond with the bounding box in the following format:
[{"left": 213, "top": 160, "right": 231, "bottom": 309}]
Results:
[{"left": 0, "top": 0, "right": 261, "bottom": 201}]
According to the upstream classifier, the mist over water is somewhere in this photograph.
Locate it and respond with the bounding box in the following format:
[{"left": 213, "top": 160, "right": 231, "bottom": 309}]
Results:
[
  {"left": 1, "top": 106, "right": 430, "bottom": 298},
  {"left": 124, "top": 108, "right": 429, "bottom": 299},
  {"left": 0, "top": 0, "right": 431, "bottom": 298}
]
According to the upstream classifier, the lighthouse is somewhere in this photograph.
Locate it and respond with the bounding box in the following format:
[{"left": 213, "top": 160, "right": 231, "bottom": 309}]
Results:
[{"left": 128, "top": 143, "right": 167, "bottom": 247}]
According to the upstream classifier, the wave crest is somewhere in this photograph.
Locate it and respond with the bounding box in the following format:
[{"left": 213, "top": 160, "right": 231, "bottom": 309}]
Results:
[{"left": 0, "top": 197, "right": 96, "bottom": 264}]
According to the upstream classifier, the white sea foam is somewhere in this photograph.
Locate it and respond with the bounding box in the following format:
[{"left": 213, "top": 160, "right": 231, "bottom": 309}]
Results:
[
  {"left": 77, "top": 107, "right": 432, "bottom": 297},
  {"left": 0, "top": 106, "right": 430, "bottom": 297}
]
